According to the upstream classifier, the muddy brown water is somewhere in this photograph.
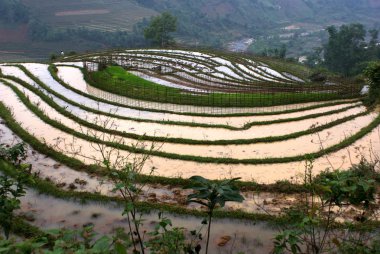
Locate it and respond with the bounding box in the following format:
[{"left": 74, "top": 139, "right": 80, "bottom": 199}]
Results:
[
  {"left": 1, "top": 65, "right": 379, "bottom": 183},
  {"left": 0, "top": 60, "right": 378, "bottom": 252},
  {"left": 1, "top": 116, "right": 379, "bottom": 237},
  {"left": 0, "top": 82, "right": 379, "bottom": 183},
  {"left": 4, "top": 120, "right": 378, "bottom": 222},
  {"left": 18, "top": 190, "right": 277, "bottom": 254},
  {"left": 1, "top": 64, "right": 361, "bottom": 128},
  {"left": 0, "top": 82, "right": 375, "bottom": 160},
  {"left": 5, "top": 69, "right": 366, "bottom": 142},
  {"left": 8, "top": 69, "right": 366, "bottom": 142},
  {"left": 0, "top": 121, "right": 299, "bottom": 216},
  {"left": 24, "top": 63, "right": 357, "bottom": 117}
]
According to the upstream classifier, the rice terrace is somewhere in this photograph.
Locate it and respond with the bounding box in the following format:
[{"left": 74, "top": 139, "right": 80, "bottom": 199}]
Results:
[{"left": 0, "top": 48, "right": 379, "bottom": 253}]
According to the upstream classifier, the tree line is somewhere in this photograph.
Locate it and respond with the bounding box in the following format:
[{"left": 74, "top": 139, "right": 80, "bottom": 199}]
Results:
[
  {"left": 308, "top": 23, "right": 380, "bottom": 77},
  {"left": 0, "top": 1, "right": 178, "bottom": 50},
  {"left": 28, "top": 12, "right": 178, "bottom": 49}
]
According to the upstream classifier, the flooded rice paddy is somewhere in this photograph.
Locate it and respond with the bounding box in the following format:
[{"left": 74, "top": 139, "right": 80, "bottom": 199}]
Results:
[
  {"left": 19, "top": 190, "right": 277, "bottom": 254},
  {"left": 0, "top": 78, "right": 379, "bottom": 182},
  {"left": 0, "top": 54, "right": 379, "bottom": 252}
]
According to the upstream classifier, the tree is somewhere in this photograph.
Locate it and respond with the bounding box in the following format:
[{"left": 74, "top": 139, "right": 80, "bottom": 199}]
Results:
[
  {"left": 144, "top": 12, "right": 177, "bottom": 47},
  {"left": 368, "top": 29, "right": 379, "bottom": 48},
  {"left": 363, "top": 61, "right": 380, "bottom": 105},
  {"left": 323, "top": 23, "right": 367, "bottom": 76},
  {"left": 279, "top": 44, "right": 287, "bottom": 59},
  {"left": 305, "top": 47, "right": 323, "bottom": 68},
  {"left": 368, "top": 29, "right": 380, "bottom": 60}
]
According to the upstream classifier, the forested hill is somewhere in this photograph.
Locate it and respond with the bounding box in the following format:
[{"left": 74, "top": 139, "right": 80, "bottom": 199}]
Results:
[
  {"left": 19, "top": 1, "right": 380, "bottom": 39},
  {"left": 137, "top": 0, "right": 380, "bottom": 26},
  {"left": 1, "top": 0, "right": 380, "bottom": 60},
  {"left": 137, "top": 0, "right": 380, "bottom": 35}
]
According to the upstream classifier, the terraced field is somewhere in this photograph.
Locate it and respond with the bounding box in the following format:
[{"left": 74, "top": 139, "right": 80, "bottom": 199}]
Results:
[
  {"left": 0, "top": 50, "right": 379, "bottom": 252},
  {"left": 22, "top": 0, "right": 157, "bottom": 32},
  {"left": 1, "top": 50, "right": 379, "bottom": 180}
]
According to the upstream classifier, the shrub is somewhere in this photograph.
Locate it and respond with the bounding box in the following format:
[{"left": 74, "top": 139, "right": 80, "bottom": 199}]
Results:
[{"left": 363, "top": 61, "right": 380, "bottom": 105}]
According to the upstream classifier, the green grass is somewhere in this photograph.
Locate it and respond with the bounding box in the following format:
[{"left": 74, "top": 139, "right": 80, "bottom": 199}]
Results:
[
  {"left": 86, "top": 65, "right": 357, "bottom": 107},
  {"left": 90, "top": 65, "right": 178, "bottom": 95},
  {"left": 12, "top": 217, "right": 46, "bottom": 239},
  {"left": 49, "top": 64, "right": 363, "bottom": 117},
  {"left": 2, "top": 64, "right": 363, "bottom": 136}
]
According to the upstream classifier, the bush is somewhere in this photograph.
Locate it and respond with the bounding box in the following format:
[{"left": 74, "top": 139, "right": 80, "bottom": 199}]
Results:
[
  {"left": 49, "top": 54, "right": 58, "bottom": 61},
  {"left": 309, "top": 71, "right": 327, "bottom": 82},
  {"left": 363, "top": 61, "right": 380, "bottom": 105}
]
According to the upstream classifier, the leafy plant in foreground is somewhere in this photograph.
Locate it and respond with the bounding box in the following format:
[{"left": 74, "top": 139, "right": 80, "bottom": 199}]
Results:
[
  {"left": 0, "top": 142, "right": 30, "bottom": 239},
  {"left": 0, "top": 172, "right": 30, "bottom": 239},
  {"left": 99, "top": 138, "right": 155, "bottom": 254},
  {"left": 0, "top": 142, "right": 27, "bottom": 165},
  {"left": 273, "top": 159, "right": 378, "bottom": 254},
  {"left": 186, "top": 176, "right": 244, "bottom": 254},
  {"left": 146, "top": 212, "right": 187, "bottom": 254}
]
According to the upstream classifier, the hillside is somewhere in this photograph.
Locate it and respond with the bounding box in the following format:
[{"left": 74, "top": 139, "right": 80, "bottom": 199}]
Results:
[
  {"left": 137, "top": 0, "right": 380, "bottom": 36},
  {"left": 22, "top": 0, "right": 157, "bottom": 32},
  {"left": 0, "top": 0, "right": 380, "bottom": 60}
]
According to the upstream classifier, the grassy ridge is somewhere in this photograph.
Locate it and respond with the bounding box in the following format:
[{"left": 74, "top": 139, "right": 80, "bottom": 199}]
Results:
[
  {"left": 86, "top": 65, "right": 351, "bottom": 107},
  {"left": 0, "top": 80, "right": 379, "bottom": 165},
  {"left": 0, "top": 159, "right": 277, "bottom": 224},
  {"left": 11, "top": 64, "right": 362, "bottom": 125},
  {"left": 0, "top": 100, "right": 305, "bottom": 193},
  {"left": 53, "top": 65, "right": 366, "bottom": 128},
  {"left": 1, "top": 158, "right": 379, "bottom": 231},
  {"left": 0, "top": 76, "right": 367, "bottom": 146},
  {"left": 52, "top": 64, "right": 363, "bottom": 117},
  {"left": 0, "top": 97, "right": 378, "bottom": 195}
]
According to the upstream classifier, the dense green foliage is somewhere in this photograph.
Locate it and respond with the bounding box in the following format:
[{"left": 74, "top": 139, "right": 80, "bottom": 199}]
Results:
[
  {"left": 0, "top": 0, "right": 379, "bottom": 59},
  {"left": 315, "top": 161, "right": 377, "bottom": 208},
  {"left": 323, "top": 24, "right": 380, "bottom": 76},
  {"left": 364, "top": 61, "right": 380, "bottom": 104},
  {"left": 144, "top": 12, "right": 177, "bottom": 47},
  {"left": 0, "top": 173, "right": 28, "bottom": 239},
  {"left": 0, "top": 142, "right": 29, "bottom": 239},
  {"left": 259, "top": 44, "right": 287, "bottom": 59},
  {"left": 187, "top": 176, "right": 244, "bottom": 254},
  {"left": 274, "top": 159, "right": 380, "bottom": 254},
  {"left": 137, "top": 0, "right": 380, "bottom": 47}
]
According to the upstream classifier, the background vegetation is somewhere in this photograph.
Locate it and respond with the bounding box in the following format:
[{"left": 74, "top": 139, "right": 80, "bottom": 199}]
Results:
[{"left": 1, "top": 0, "right": 380, "bottom": 60}]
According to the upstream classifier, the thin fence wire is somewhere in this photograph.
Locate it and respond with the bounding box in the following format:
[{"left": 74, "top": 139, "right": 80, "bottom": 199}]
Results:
[{"left": 82, "top": 56, "right": 363, "bottom": 114}]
